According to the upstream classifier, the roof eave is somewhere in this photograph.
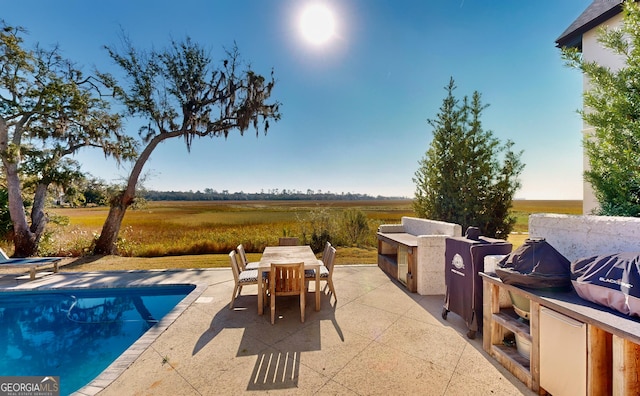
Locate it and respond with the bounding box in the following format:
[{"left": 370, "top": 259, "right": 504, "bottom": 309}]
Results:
[{"left": 555, "top": 2, "right": 624, "bottom": 50}]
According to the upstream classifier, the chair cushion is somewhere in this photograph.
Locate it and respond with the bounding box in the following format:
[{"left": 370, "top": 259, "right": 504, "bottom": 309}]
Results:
[
  {"left": 238, "top": 269, "right": 265, "bottom": 283},
  {"left": 304, "top": 266, "right": 329, "bottom": 278},
  {"left": 245, "top": 262, "right": 260, "bottom": 270}
]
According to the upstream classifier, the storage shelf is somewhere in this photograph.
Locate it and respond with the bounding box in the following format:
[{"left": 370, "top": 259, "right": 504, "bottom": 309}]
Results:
[
  {"left": 491, "top": 344, "right": 533, "bottom": 388},
  {"left": 483, "top": 280, "right": 537, "bottom": 391},
  {"left": 493, "top": 310, "right": 531, "bottom": 342},
  {"left": 378, "top": 253, "right": 397, "bottom": 267},
  {"left": 492, "top": 344, "right": 531, "bottom": 369}
]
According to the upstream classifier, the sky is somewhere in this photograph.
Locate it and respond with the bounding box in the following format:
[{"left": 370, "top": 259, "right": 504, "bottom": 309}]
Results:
[{"left": 4, "top": 0, "right": 592, "bottom": 199}]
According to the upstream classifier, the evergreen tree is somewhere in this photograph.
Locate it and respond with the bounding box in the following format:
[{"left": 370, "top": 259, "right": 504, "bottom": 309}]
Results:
[
  {"left": 413, "top": 78, "right": 524, "bottom": 238},
  {"left": 562, "top": 0, "right": 640, "bottom": 216}
]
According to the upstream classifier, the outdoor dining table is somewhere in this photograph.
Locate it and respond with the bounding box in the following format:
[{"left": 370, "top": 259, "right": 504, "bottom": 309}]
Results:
[{"left": 257, "top": 245, "right": 321, "bottom": 315}]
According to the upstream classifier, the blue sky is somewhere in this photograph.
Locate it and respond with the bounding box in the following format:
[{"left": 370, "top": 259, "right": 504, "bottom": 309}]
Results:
[{"left": 4, "top": 0, "right": 591, "bottom": 199}]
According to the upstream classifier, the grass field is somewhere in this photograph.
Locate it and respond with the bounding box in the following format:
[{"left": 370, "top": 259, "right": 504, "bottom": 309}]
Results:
[
  {"left": 4, "top": 199, "right": 582, "bottom": 270},
  {"left": 44, "top": 200, "right": 415, "bottom": 257},
  {"left": 510, "top": 199, "right": 583, "bottom": 233}
]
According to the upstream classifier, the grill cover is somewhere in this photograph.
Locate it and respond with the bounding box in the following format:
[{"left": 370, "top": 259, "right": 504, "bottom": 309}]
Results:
[
  {"left": 571, "top": 252, "right": 640, "bottom": 317},
  {"left": 444, "top": 227, "right": 512, "bottom": 336},
  {"left": 496, "top": 238, "right": 571, "bottom": 290}
]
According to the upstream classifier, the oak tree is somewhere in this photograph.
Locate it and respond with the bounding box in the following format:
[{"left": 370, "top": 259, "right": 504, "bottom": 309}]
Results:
[
  {"left": 0, "top": 22, "right": 137, "bottom": 256},
  {"left": 93, "top": 38, "right": 280, "bottom": 254}
]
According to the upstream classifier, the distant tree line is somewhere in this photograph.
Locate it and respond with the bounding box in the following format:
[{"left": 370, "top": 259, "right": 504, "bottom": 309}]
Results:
[
  {"left": 39, "top": 174, "right": 405, "bottom": 210},
  {"left": 143, "top": 189, "right": 402, "bottom": 201}
]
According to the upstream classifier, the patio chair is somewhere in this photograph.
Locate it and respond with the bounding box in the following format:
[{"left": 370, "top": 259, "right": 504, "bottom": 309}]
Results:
[
  {"left": 270, "top": 262, "right": 306, "bottom": 324},
  {"left": 318, "top": 241, "right": 332, "bottom": 266},
  {"left": 322, "top": 245, "right": 337, "bottom": 299},
  {"left": 304, "top": 241, "right": 331, "bottom": 288},
  {"left": 236, "top": 244, "right": 260, "bottom": 270},
  {"left": 306, "top": 244, "right": 337, "bottom": 301},
  {"left": 278, "top": 237, "right": 299, "bottom": 246},
  {"left": 229, "top": 250, "right": 265, "bottom": 309}
]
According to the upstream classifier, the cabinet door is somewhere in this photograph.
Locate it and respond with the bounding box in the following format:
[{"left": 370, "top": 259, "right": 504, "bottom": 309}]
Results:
[
  {"left": 397, "top": 245, "right": 408, "bottom": 285},
  {"left": 540, "top": 307, "right": 587, "bottom": 395}
]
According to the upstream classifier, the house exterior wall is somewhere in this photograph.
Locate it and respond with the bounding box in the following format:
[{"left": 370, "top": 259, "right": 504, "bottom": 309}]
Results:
[{"left": 580, "top": 13, "right": 625, "bottom": 214}]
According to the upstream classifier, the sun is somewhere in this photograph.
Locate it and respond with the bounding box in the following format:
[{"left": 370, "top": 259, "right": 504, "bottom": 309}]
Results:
[{"left": 299, "top": 3, "right": 336, "bottom": 45}]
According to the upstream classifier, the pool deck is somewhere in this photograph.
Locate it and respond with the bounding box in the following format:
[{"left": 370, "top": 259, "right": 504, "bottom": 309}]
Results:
[{"left": 0, "top": 265, "right": 535, "bottom": 395}]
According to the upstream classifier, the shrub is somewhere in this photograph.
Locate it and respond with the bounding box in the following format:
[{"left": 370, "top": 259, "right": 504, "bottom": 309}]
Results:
[
  {"left": 562, "top": 0, "right": 640, "bottom": 216},
  {"left": 310, "top": 229, "right": 332, "bottom": 253},
  {"left": 299, "top": 208, "right": 335, "bottom": 253},
  {"left": 338, "top": 209, "right": 370, "bottom": 247}
]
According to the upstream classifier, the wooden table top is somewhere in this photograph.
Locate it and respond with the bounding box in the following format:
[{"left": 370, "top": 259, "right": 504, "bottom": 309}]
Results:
[
  {"left": 258, "top": 246, "right": 319, "bottom": 269},
  {"left": 256, "top": 245, "right": 322, "bottom": 315}
]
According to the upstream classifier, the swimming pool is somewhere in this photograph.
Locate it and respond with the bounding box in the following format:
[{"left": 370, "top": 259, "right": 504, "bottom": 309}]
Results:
[{"left": 0, "top": 285, "right": 195, "bottom": 395}]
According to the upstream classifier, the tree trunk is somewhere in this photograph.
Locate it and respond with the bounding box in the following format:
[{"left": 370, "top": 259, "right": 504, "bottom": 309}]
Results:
[
  {"left": 13, "top": 226, "right": 37, "bottom": 257},
  {"left": 0, "top": 117, "right": 38, "bottom": 257},
  {"left": 93, "top": 132, "right": 175, "bottom": 255},
  {"left": 93, "top": 200, "right": 129, "bottom": 255},
  {"left": 29, "top": 183, "right": 50, "bottom": 248},
  {"left": 5, "top": 162, "right": 38, "bottom": 257}
]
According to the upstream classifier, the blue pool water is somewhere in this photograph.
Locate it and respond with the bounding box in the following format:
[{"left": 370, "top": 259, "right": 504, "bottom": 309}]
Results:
[{"left": 0, "top": 285, "right": 195, "bottom": 395}]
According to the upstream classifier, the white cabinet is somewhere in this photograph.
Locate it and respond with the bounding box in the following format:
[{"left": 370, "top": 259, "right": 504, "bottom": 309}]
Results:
[{"left": 539, "top": 307, "right": 587, "bottom": 395}]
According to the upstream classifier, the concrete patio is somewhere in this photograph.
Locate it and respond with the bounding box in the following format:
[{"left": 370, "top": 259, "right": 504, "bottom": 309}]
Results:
[{"left": 0, "top": 265, "right": 535, "bottom": 395}]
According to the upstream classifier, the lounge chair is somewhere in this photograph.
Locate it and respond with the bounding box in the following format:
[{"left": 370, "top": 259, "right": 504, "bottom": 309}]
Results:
[{"left": 0, "top": 248, "right": 62, "bottom": 280}]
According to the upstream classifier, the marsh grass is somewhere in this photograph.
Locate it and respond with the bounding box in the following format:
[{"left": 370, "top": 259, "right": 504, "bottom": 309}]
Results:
[
  {"left": 510, "top": 199, "right": 582, "bottom": 233},
  {"left": 57, "top": 246, "right": 377, "bottom": 272},
  {"left": 4, "top": 199, "right": 582, "bottom": 270},
  {"left": 43, "top": 200, "right": 414, "bottom": 258}
]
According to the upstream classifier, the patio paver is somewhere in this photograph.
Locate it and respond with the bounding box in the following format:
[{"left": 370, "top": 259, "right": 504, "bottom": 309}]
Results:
[{"left": 0, "top": 265, "right": 535, "bottom": 395}]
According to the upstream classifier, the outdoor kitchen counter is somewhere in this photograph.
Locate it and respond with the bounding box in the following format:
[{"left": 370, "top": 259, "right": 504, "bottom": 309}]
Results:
[
  {"left": 481, "top": 273, "right": 640, "bottom": 395},
  {"left": 376, "top": 232, "right": 418, "bottom": 248},
  {"left": 377, "top": 217, "right": 461, "bottom": 295},
  {"left": 377, "top": 232, "right": 418, "bottom": 292}
]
